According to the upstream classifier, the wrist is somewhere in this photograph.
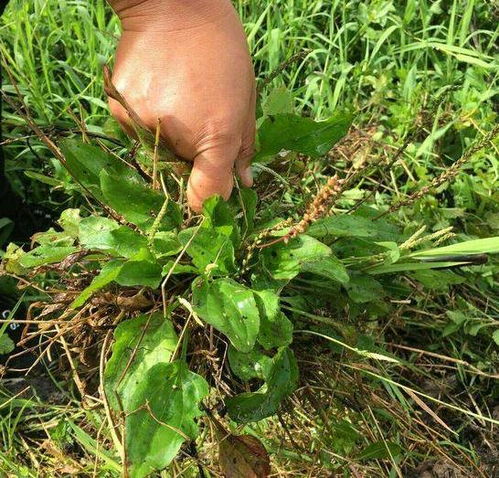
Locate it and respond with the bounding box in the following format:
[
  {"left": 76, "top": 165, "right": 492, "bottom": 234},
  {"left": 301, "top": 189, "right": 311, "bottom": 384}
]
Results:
[{"left": 109, "top": 0, "right": 234, "bottom": 32}]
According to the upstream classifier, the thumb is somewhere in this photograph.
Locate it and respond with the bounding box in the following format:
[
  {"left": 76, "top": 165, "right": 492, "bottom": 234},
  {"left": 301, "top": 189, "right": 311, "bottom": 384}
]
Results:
[{"left": 187, "top": 142, "right": 239, "bottom": 212}]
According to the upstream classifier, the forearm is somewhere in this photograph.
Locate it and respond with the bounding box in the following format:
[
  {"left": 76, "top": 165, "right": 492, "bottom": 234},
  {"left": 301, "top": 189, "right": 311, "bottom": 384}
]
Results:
[{"left": 107, "top": 0, "right": 233, "bottom": 31}]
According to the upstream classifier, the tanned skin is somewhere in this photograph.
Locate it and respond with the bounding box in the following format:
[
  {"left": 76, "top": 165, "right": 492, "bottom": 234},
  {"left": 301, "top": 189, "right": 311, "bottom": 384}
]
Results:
[{"left": 107, "top": 0, "right": 256, "bottom": 211}]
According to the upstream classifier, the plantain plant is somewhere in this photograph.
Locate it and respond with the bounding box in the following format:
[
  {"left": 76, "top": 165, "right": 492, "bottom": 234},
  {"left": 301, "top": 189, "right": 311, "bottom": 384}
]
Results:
[{"left": 2, "top": 88, "right": 498, "bottom": 478}]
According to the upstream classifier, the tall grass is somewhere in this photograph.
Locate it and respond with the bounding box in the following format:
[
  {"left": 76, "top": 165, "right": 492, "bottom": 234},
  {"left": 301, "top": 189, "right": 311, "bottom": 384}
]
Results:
[
  {"left": 1, "top": 0, "right": 116, "bottom": 123},
  {"left": 1, "top": 0, "right": 496, "bottom": 203},
  {"left": 2, "top": 1, "right": 497, "bottom": 120}
]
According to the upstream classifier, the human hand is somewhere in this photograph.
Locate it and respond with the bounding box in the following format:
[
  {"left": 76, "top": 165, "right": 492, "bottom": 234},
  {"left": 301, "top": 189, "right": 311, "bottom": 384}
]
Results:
[{"left": 108, "top": 0, "right": 256, "bottom": 211}]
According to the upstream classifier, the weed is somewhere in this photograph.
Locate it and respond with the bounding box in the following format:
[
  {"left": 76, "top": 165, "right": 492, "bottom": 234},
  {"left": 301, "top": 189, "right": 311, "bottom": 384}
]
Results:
[{"left": 0, "top": 1, "right": 498, "bottom": 477}]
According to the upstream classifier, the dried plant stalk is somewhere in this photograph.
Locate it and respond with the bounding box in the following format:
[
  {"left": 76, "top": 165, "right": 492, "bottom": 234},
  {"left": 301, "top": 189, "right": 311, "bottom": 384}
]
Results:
[
  {"left": 286, "top": 175, "right": 344, "bottom": 240},
  {"left": 381, "top": 124, "right": 499, "bottom": 217},
  {"left": 240, "top": 218, "right": 294, "bottom": 273},
  {"left": 250, "top": 174, "right": 344, "bottom": 256}
]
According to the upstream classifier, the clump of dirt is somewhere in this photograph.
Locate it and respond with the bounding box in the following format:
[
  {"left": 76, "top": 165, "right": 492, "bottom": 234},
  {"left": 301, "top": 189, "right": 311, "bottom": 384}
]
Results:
[{"left": 415, "top": 460, "right": 471, "bottom": 478}]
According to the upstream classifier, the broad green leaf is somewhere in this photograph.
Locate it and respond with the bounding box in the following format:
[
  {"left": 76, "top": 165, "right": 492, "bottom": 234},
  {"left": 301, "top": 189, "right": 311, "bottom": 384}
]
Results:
[
  {"left": 345, "top": 274, "right": 385, "bottom": 303},
  {"left": 31, "top": 227, "right": 75, "bottom": 247},
  {"left": 113, "top": 249, "right": 162, "bottom": 288},
  {"left": 115, "top": 259, "right": 162, "bottom": 289},
  {"left": 301, "top": 255, "right": 349, "bottom": 284},
  {"left": 3, "top": 243, "right": 28, "bottom": 274},
  {"left": 253, "top": 289, "right": 293, "bottom": 350},
  {"left": 104, "top": 312, "right": 177, "bottom": 411},
  {"left": 262, "top": 87, "right": 295, "bottom": 116},
  {"left": 110, "top": 227, "right": 150, "bottom": 258},
  {"left": 104, "top": 312, "right": 177, "bottom": 410},
  {"left": 126, "top": 361, "right": 208, "bottom": 478},
  {"left": 375, "top": 241, "right": 401, "bottom": 265},
  {"left": 226, "top": 347, "right": 298, "bottom": 423},
  {"left": 104, "top": 313, "right": 209, "bottom": 478},
  {"left": 78, "top": 216, "right": 148, "bottom": 258},
  {"left": 71, "top": 260, "right": 123, "bottom": 308},
  {"left": 492, "top": 330, "right": 499, "bottom": 346},
  {"left": 0, "top": 218, "right": 14, "bottom": 247},
  {"left": 202, "top": 195, "right": 240, "bottom": 246},
  {"left": 254, "top": 112, "right": 352, "bottom": 163},
  {"left": 308, "top": 214, "right": 400, "bottom": 241},
  {"left": 100, "top": 170, "right": 181, "bottom": 232},
  {"left": 237, "top": 188, "right": 258, "bottom": 236},
  {"left": 178, "top": 227, "right": 236, "bottom": 275},
  {"left": 357, "top": 441, "right": 403, "bottom": 461},
  {"left": 102, "top": 116, "right": 130, "bottom": 144},
  {"left": 262, "top": 234, "right": 331, "bottom": 280},
  {"left": 333, "top": 237, "right": 389, "bottom": 260},
  {"left": 79, "top": 216, "right": 119, "bottom": 249},
  {"left": 228, "top": 346, "right": 274, "bottom": 381},
  {"left": 19, "top": 245, "right": 78, "bottom": 269},
  {"left": 162, "top": 261, "right": 198, "bottom": 276},
  {"left": 192, "top": 278, "right": 260, "bottom": 352},
  {"left": 60, "top": 138, "right": 142, "bottom": 201},
  {"left": 0, "top": 333, "right": 15, "bottom": 355},
  {"left": 151, "top": 231, "right": 182, "bottom": 258},
  {"left": 410, "top": 270, "right": 465, "bottom": 290},
  {"left": 446, "top": 310, "right": 467, "bottom": 326},
  {"left": 57, "top": 208, "right": 81, "bottom": 237},
  {"left": 250, "top": 273, "right": 288, "bottom": 293},
  {"left": 330, "top": 420, "right": 361, "bottom": 455},
  {"left": 411, "top": 237, "right": 499, "bottom": 257}
]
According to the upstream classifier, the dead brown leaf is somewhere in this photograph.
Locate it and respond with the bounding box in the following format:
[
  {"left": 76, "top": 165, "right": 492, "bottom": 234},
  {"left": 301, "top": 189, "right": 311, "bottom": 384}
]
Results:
[{"left": 213, "top": 416, "right": 271, "bottom": 478}]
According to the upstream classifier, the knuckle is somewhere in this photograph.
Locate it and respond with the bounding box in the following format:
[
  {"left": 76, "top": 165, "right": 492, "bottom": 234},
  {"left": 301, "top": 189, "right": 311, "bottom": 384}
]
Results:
[
  {"left": 239, "top": 142, "right": 255, "bottom": 160},
  {"left": 195, "top": 119, "right": 241, "bottom": 151}
]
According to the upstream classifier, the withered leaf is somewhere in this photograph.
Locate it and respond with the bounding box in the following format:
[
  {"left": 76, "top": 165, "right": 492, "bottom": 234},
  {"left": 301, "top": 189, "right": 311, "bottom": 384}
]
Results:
[{"left": 215, "top": 418, "right": 271, "bottom": 478}]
